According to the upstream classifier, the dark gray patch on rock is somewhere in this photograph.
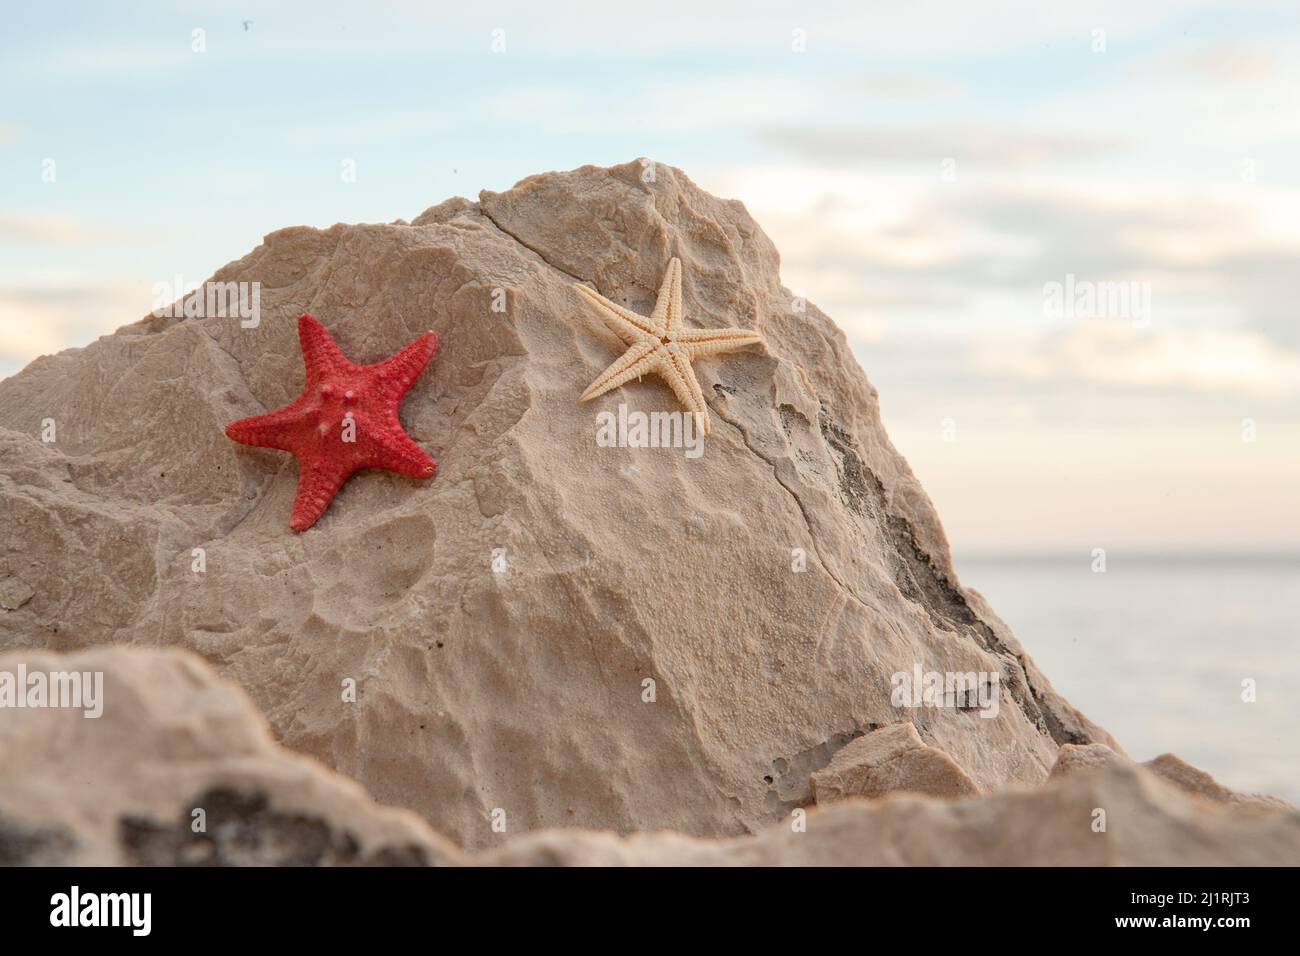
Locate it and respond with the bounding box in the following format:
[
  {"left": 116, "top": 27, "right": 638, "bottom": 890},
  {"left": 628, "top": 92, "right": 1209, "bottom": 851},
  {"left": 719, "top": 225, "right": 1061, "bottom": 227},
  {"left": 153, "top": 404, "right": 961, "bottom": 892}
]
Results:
[
  {"left": 119, "top": 788, "right": 431, "bottom": 867},
  {"left": 0, "top": 811, "right": 75, "bottom": 865}
]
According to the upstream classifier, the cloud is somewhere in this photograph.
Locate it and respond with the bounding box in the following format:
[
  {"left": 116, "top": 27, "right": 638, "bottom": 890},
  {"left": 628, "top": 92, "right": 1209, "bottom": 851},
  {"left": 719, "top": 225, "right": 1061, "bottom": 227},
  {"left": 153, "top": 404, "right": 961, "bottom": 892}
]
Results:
[
  {"left": 839, "top": 72, "right": 963, "bottom": 99},
  {"left": 279, "top": 110, "right": 451, "bottom": 147},
  {"left": 0, "top": 279, "right": 147, "bottom": 377},
  {"left": 4, "top": 44, "right": 194, "bottom": 79},
  {"left": 715, "top": 162, "right": 1300, "bottom": 352},
  {"left": 5, "top": 0, "right": 1210, "bottom": 63},
  {"left": 976, "top": 323, "right": 1300, "bottom": 396},
  {"left": 698, "top": 158, "right": 1300, "bottom": 445},
  {"left": 0, "top": 214, "right": 119, "bottom": 246},
  {"left": 1174, "top": 46, "right": 1278, "bottom": 84},
  {"left": 755, "top": 125, "right": 1125, "bottom": 167},
  {"left": 485, "top": 73, "right": 825, "bottom": 135}
]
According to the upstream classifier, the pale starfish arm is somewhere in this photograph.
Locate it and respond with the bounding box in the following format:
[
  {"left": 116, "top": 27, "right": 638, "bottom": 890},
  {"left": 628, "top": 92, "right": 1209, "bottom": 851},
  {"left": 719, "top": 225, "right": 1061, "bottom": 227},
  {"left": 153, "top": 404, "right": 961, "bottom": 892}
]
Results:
[
  {"left": 678, "top": 327, "right": 764, "bottom": 360},
  {"left": 573, "top": 284, "right": 658, "bottom": 344},
  {"left": 661, "top": 348, "right": 712, "bottom": 435},
  {"left": 290, "top": 457, "right": 353, "bottom": 532},
  {"left": 298, "top": 314, "right": 352, "bottom": 383},
  {"left": 650, "top": 257, "right": 684, "bottom": 334},
  {"left": 373, "top": 331, "right": 439, "bottom": 397},
  {"left": 579, "top": 339, "right": 659, "bottom": 403}
]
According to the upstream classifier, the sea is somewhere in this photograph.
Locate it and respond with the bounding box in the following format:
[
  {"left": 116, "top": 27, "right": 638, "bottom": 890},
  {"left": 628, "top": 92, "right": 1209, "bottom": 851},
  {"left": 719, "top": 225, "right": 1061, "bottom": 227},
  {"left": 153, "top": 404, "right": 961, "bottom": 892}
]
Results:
[{"left": 954, "top": 553, "right": 1299, "bottom": 805}]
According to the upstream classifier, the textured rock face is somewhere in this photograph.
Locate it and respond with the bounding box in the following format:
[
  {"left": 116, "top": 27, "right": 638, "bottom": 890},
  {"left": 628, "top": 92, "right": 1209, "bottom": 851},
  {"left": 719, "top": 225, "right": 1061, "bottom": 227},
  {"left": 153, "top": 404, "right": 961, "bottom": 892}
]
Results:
[
  {"left": 0, "top": 649, "right": 454, "bottom": 866},
  {"left": 4, "top": 647, "right": 1293, "bottom": 867},
  {"left": 486, "top": 758, "right": 1300, "bottom": 866},
  {"left": 1052, "top": 744, "right": 1294, "bottom": 812},
  {"left": 811, "top": 722, "right": 981, "bottom": 802},
  {"left": 0, "top": 161, "right": 1114, "bottom": 849}
]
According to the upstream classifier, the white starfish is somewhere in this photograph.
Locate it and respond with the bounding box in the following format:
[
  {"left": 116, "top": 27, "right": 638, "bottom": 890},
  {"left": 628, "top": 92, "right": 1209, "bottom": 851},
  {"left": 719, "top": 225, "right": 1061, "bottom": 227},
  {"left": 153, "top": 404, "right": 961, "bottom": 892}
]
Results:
[{"left": 573, "top": 258, "right": 764, "bottom": 435}]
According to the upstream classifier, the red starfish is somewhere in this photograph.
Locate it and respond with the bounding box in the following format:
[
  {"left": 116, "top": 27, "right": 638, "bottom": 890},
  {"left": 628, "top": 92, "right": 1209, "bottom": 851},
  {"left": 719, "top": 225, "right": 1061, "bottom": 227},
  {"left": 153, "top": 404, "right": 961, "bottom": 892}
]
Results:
[{"left": 225, "top": 314, "right": 438, "bottom": 531}]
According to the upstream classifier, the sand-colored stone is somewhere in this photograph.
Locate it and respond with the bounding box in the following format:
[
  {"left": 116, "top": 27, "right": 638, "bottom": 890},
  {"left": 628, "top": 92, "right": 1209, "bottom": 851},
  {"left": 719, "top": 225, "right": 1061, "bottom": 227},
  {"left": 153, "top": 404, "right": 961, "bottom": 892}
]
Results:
[
  {"left": 1050, "top": 744, "right": 1295, "bottom": 813},
  {"left": 1048, "top": 742, "right": 1131, "bottom": 780},
  {"left": 1, "top": 161, "right": 1116, "bottom": 848},
  {"left": 811, "top": 722, "right": 980, "bottom": 802},
  {"left": 1145, "top": 752, "right": 1236, "bottom": 801},
  {"left": 0, "top": 648, "right": 456, "bottom": 866},
  {"left": 1142, "top": 752, "right": 1292, "bottom": 811},
  {"left": 3, "top": 647, "right": 1293, "bottom": 867},
  {"left": 483, "top": 758, "right": 1300, "bottom": 866}
]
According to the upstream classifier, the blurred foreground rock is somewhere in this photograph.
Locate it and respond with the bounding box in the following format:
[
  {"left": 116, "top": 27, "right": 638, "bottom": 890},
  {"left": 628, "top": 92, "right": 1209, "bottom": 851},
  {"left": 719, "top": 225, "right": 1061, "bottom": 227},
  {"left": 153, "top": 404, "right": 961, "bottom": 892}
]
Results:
[
  {"left": 2, "top": 648, "right": 1295, "bottom": 866},
  {"left": 1051, "top": 743, "right": 1293, "bottom": 812},
  {"left": 0, "top": 648, "right": 456, "bottom": 866}
]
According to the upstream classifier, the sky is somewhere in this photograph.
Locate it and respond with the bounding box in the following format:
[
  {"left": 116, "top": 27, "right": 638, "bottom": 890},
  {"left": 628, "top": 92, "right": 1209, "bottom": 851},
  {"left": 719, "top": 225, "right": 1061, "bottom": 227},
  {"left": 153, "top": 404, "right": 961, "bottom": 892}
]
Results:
[{"left": 1, "top": 0, "right": 1297, "bottom": 556}]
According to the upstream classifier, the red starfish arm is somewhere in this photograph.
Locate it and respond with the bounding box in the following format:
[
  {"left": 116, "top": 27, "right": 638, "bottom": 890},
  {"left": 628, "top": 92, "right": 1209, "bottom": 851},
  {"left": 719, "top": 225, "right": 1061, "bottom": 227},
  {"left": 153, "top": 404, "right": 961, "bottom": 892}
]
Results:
[
  {"left": 298, "top": 314, "right": 352, "bottom": 383},
  {"left": 225, "top": 398, "right": 312, "bottom": 452},
  {"left": 367, "top": 424, "right": 436, "bottom": 479},
  {"left": 289, "top": 457, "right": 355, "bottom": 532},
  {"left": 371, "top": 331, "right": 438, "bottom": 397}
]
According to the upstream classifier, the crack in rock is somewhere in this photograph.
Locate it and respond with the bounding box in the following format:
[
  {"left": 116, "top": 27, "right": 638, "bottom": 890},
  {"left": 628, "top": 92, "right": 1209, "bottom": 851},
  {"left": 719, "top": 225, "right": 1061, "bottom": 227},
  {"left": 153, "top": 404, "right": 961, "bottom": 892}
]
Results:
[
  {"left": 818, "top": 411, "right": 1086, "bottom": 746},
  {"left": 477, "top": 205, "right": 592, "bottom": 285}
]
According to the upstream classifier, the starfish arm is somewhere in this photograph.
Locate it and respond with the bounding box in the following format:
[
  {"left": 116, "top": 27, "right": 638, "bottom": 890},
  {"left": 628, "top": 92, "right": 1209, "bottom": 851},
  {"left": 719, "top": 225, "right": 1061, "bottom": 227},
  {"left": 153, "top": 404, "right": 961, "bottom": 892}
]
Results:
[
  {"left": 662, "top": 348, "right": 712, "bottom": 435},
  {"left": 298, "top": 314, "right": 352, "bottom": 383},
  {"left": 579, "top": 340, "right": 659, "bottom": 403},
  {"left": 372, "top": 331, "right": 439, "bottom": 397},
  {"left": 650, "top": 257, "right": 684, "bottom": 334},
  {"left": 366, "top": 416, "right": 437, "bottom": 478},
  {"left": 290, "top": 457, "right": 354, "bottom": 532},
  {"left": 573, "top": 284, "right": 657, "bottom": 344},
  {"left": 678, "top": 327, "right": 764, "bottom": 360},
  {"left": 225, "top": 398, "right": 312, "bottom": 452}
]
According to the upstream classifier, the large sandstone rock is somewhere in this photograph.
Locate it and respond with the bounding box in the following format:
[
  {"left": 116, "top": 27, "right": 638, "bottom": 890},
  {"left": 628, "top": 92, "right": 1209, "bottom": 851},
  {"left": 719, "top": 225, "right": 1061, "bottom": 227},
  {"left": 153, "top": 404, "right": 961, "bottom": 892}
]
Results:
[
  {"left": 3, "top": 647, "right": 1292, "bottom": 866},
  {"left": 0, "top": 161, "right": 1115, "bottom": 848}
]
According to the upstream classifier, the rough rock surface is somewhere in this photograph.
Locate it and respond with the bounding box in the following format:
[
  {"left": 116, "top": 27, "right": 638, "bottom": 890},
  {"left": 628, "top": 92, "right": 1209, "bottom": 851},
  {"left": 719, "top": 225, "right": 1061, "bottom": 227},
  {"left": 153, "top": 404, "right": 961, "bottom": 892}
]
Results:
[
  {"left": 0, "top": 161, "right": 1115, "bottom": 848},
  {"left": 0, "top": 648, "right": 455, "bottom": 866},
  {"left": 4, "top": 647, "right": 1294, "bottom": 866},
  {"left": 1052, "top": 744, "right": 1294, "bottom": 812},
  {"left": 485, "top": 758, "right": 1300, "bottom": 866},
  {"left": 811, "top": 721, "right": 981, "bottom": 802},
  {"left": 7, "top": 650, "right": 1289, "bottom": 868}
]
